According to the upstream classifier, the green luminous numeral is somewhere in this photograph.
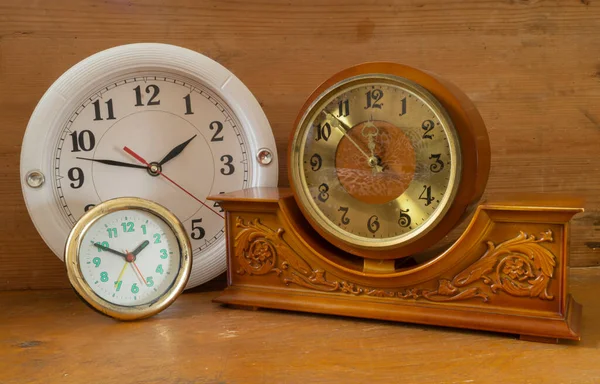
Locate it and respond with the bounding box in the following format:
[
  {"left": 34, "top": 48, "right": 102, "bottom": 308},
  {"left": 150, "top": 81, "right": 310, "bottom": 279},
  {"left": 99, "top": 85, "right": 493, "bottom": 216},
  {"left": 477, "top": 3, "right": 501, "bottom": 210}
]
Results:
[
  {"left": 156, "top": 264, "right": 164, "bottom": 275},
  {"left": 121, "top": 221, "right": 135, "bottom": 233},
  {"left": 115, "top": 280, "right": 122, "bottom": 291},
  {"left": 131, "top": 283, "right": 139, "bottom": 294},
  {"left": 141, "top": 224, "right": 147, "bottom": 235},
  {"left": 146, "top": 277, "right": 154, "bottom": 287},
  {"left": 153, "top": 233, "right": 161, "bottom": 244},
  {"left": 100, "top": 271, "right": 109, "bottom": 282},
  {"left": 160, "top": 249, "right": 168, "bottom": 259},
  {"left": 92, "top": 257, "right": 101, "bottom": 267},
  {"left": 107, "top": 228, "right": 118, "bottom": 238},
  {"left": 96, "top": 241, "right": 109, "bottom": 252}
]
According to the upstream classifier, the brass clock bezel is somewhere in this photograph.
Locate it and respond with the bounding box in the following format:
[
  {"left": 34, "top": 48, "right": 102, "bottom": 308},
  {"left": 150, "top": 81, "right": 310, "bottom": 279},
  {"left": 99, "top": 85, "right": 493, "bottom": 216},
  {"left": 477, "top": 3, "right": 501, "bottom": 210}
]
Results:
[
  {"left": 291, "top": 74, "right": 462, "bottom": 251},
  {"left": 64, "top": 197, "right": 192, "bottom": 320}
]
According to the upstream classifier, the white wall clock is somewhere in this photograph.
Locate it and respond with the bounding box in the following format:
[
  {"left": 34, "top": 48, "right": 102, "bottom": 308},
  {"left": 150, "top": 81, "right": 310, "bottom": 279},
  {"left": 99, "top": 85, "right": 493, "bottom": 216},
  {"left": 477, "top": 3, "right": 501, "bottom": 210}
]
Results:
[{"left": 20, "top": 43, "right": 278, "bottom": 288}]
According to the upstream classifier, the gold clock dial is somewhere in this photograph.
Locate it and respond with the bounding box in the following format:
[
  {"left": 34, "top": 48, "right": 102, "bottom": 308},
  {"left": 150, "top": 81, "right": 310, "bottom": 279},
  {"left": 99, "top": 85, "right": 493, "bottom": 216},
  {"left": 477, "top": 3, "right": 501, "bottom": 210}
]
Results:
[{"left": 291, "top": 74, "right": 461, "bottom": 249}]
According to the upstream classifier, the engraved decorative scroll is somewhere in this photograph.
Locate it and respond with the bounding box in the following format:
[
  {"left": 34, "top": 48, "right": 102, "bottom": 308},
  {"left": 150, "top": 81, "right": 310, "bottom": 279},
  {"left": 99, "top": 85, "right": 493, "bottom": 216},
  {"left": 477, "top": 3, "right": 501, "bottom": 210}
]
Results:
[
  {"left": 234, "top": 217, "right": 557, "bottom": 303},
  {"left": 234, "top": 217, "right": 362, "bottom": 294}
]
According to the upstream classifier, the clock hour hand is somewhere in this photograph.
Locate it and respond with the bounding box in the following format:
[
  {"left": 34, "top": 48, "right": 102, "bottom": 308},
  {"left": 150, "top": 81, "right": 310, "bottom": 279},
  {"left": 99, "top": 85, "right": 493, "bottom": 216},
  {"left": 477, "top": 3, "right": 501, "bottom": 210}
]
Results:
[
  {"left": 131, "top": 240, "right": 150, "bottom": 256},
  {"left": 92, "top": 242, "right": 128, "bottom": 258},
  {"left": 158, "top": 134, "right": 197, "bottom": 166},
  {"left": 76, "top": 157, "right": 147, "bottom": 170},
  {"left": 362, "top": 120, "right": 383, "bottom": 175}
]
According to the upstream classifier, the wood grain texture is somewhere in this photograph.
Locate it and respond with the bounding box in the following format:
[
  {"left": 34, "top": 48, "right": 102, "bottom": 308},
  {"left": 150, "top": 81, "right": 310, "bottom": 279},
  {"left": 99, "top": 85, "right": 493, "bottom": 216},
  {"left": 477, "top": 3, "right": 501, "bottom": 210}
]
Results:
[
  {"left": 0, "top": 267, "right": 599, "bottom": 383},
  {"left": 1, "top": 0, "right": 599, "bottom": 290}
]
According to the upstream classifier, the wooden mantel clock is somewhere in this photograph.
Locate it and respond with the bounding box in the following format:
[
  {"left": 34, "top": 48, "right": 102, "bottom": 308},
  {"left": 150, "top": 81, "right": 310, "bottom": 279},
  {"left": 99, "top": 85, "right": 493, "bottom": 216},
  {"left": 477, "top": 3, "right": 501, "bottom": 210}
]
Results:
[{"left": 211, "top": 63, "right": 583, "bottom": 343}]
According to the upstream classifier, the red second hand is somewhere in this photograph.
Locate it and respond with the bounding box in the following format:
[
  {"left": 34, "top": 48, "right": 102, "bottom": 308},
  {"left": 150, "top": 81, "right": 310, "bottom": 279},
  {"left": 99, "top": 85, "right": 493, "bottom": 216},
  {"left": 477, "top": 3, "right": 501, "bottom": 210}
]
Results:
[
  {"left": 123, "top": 146, "right": 224, "bottom": 219},
  {"left": 131, "top": 260, "right": 147, "bottom": 286}
]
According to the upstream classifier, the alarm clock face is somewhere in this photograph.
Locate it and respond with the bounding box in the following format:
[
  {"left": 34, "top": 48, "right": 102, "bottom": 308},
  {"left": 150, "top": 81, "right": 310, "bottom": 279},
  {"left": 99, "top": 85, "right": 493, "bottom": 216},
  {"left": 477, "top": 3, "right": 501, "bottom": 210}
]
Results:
[
  {"left": 65, "top": 198, "right": 192, "bottom": 320},
  {"left": 21, "top": 44, "right": 278, "bottom": 288},
  {"left": 79, "top": 209, "right": 182, "bottom": 307},
  {"left": 290, "top": 73, "right": 461, "bottom": 255}
]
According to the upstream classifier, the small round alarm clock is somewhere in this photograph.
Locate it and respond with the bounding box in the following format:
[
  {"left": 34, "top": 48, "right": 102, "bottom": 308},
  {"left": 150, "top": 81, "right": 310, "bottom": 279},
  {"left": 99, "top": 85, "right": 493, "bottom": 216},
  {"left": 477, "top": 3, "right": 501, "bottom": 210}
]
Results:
[
  {"left": 64, "top": 197, "right": 192, "bottom": 320},
  {"left": 289, "top": 63, "right": 490, "bottom": 260}
]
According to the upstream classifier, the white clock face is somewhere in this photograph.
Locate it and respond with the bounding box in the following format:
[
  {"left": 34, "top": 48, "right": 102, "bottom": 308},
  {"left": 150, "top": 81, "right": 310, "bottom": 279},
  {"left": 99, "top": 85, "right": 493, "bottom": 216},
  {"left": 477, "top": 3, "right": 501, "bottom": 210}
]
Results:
[
  {"left": 54, "top": 73, "right": 248, "bottom": 254},
  {"left": 21, "top": 44, "right": 278, "bottom": 288},
  {"left": 79, "top": 209, "right": 181, "bottom": 306}
]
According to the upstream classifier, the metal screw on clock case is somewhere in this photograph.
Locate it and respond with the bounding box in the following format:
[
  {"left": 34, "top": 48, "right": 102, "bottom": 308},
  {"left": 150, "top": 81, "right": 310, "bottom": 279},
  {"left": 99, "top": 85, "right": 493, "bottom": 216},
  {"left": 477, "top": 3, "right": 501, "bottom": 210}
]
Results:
[
  {"left": 257, "top": 148, "right": 273, "bottom": 165},
  {"left": 25, "top": 170, "right": 45, "bottom": 188}
]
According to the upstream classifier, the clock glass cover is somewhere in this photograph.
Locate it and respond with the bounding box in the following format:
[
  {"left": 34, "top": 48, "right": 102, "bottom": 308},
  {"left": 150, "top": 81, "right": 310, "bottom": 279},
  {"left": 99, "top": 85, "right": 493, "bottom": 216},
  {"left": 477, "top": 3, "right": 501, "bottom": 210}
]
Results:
[{"left": 291, "top": 74, "right": 461, "bottom": 252}]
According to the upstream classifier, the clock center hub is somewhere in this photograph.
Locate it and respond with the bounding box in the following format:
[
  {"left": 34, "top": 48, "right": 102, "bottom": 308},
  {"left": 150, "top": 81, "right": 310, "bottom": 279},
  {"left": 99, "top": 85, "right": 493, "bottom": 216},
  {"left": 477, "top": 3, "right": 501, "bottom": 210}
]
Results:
[
  {"left": 335, "top": 120, "right": 416, "bottom": 205},
  {"left": 91, "top": 110, "right": 215, "bottom": 223},
  {"left": 147, "top": 162, "right": 162, "bottom": 177}
]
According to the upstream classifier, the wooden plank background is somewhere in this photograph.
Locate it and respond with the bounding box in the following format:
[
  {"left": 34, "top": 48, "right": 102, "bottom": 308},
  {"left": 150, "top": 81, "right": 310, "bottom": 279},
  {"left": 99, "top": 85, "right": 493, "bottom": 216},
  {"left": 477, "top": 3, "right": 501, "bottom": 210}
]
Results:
[{"left": 1, "top": 0, "right": 599, "bottom": 290}]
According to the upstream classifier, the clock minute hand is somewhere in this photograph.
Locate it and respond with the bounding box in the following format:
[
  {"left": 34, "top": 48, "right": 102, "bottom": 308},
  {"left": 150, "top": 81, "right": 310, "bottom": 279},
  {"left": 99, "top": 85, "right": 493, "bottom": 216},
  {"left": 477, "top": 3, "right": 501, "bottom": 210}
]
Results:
[
  {"left": 76, "top": 157, "right": 147, "bottom": 170},
  {"left": 321, "top": 110, "right": 371, "bottom": 160},
  {"left": 322, "top": 110, "right": 382, "bottom": 172},
  {"left": 158, "top": 134, "right": 197, "bottom": 166}
]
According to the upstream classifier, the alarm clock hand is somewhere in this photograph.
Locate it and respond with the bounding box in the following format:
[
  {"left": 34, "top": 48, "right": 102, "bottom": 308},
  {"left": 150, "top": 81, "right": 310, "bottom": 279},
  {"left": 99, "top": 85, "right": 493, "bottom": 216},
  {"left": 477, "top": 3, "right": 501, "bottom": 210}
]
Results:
[
  {"left": 92, "top": 242, "right": 128, "bottom": 258},
  {"left": 76, "top": 157, "right": 147, "bottom": 170},
  {"left": 131, "top": 240, "right": 150, "bottom": 256},
  {"left": 158, "top": 134, "right": 197, "bottom": 166}
]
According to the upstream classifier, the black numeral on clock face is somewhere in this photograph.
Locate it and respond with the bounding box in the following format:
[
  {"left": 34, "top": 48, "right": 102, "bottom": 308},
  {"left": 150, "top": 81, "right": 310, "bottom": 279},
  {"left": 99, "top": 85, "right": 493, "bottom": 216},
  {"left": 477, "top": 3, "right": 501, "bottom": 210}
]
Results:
[
  {"left": 419, "top": 185, "right": 434, "bottom": 206},
  {"left": 367, "top": 215, "right": 380, "bottom": 233},
  {"left": 338, "top": 206, "right": 350, "bottom": 225},
  {"left": 422, "top": 120, "right": 435, "bottom": 139},
  {"left": 310, "top": 154, "right": 322, "bottom": 171},
  {"left": 191, "top": 218, "right": 205, "bottom": 240},
  {"left": 317, "top": 183, "right": 329, "bottom": 202},
  {"left": 70, "top": 130, "right": 95, "bottom": 152},
  {"left": 134, "top": 85, "right": 160, "bottom": 106},
  {"left": 315, "top": 122, "right": 332, "bottom": 142},
  {"left": 68, "top": 167, "right": 84, "bottom": 189},
  {"left": 213, "top": 192, "right": 225, "bottom": 213},
  {"left": 398, "top": 97, "right": 407, "bottom": 116},
  {"left": 92, "top": 99, "right": 116, "bottom": 121},
  {"left": 210, "top": 121, "right": 224, "bottom": 142},
  {"left": 365, "top": 89, "right": 384, "bottom": 109},
  {"left": 220, "top": 155, "right": 235, "bottom": 175},
  {"left": 398, "top": 209, "right": 411, "bottom": 228},
  {"left": 429, "top": 154, "right": 444, "bottom": 173},
  {"left": 338, "top": 99, "right": 350, "bottom": 117},
  {"left": 183, "top": 94, "right": 194, "bottom": 115}
]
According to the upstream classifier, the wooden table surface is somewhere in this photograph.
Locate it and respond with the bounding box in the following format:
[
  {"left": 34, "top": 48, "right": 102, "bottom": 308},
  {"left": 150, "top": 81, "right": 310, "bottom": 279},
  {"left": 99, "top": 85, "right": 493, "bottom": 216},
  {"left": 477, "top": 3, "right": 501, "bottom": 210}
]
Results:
[{"left": 1, "top": 268, "right": 599, "bottom": 384}]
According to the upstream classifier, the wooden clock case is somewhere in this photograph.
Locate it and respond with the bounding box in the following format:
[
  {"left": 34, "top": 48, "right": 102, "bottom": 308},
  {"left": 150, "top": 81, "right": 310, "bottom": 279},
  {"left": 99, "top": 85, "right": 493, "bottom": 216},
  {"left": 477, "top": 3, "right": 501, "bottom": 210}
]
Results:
[{"left": 211, "top": 64, "right": 583, "bottom": 343}]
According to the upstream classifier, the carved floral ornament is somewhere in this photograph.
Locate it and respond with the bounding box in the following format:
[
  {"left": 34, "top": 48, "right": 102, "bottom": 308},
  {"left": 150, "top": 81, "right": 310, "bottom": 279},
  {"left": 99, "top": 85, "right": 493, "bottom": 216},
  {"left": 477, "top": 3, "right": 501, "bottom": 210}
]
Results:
[{"left": 233, "top": 217, "right": 557, "bottom": 303}]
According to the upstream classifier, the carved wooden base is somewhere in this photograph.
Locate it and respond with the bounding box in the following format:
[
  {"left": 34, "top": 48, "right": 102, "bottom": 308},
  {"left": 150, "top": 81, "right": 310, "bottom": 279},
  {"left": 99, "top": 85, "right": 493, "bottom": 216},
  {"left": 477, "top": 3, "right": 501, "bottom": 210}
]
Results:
[{"left": 210, "top": 188, "right": 584, "bottom": 342}]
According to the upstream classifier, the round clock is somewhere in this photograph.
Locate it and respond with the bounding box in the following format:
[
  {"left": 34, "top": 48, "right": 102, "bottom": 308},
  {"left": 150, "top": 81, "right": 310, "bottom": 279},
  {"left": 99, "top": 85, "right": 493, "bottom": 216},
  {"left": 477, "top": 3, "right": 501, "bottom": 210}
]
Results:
[
  {"left": 289, "top": 63, "right": 490, "bottom": 260},
  {"left": 65, "top": 197, "right": 191, "bottom": 320},
  {"left": 20, "top": 43, "right": 278, "bottom": 287}
]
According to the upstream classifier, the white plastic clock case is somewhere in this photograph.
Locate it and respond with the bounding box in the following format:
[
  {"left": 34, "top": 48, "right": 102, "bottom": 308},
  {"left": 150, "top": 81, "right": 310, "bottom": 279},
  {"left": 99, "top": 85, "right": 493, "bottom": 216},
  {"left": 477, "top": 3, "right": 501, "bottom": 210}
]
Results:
[{"left": 20, "top": 43, "right": 278, "bottom": 288}]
